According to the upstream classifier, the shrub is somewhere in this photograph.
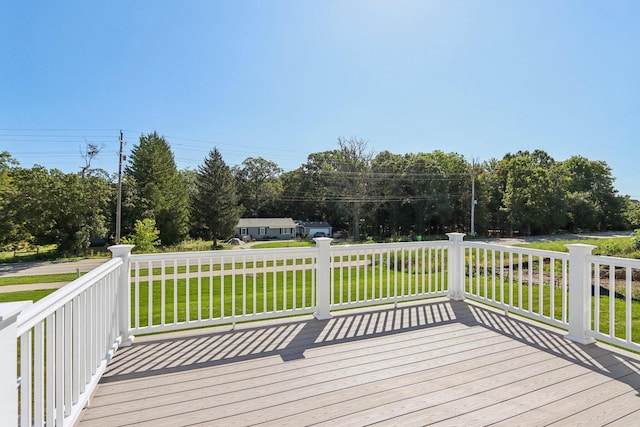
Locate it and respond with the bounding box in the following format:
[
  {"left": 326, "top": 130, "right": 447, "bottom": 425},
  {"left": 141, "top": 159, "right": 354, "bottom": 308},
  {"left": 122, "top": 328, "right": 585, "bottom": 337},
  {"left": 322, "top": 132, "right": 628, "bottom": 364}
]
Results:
[
  {"left": 122, "top": 219, "right": 161, "bottom": 253},
  {"left": 631, "top": 229, "right": 640, "bottom": 251}
]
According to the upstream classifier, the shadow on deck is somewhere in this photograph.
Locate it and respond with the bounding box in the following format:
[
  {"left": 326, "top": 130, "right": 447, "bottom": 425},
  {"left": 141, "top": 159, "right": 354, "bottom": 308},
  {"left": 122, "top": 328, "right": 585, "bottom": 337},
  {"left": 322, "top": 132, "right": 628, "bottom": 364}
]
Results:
[{"left": 80, "top": 299, "right": 640, "bottom": 426}]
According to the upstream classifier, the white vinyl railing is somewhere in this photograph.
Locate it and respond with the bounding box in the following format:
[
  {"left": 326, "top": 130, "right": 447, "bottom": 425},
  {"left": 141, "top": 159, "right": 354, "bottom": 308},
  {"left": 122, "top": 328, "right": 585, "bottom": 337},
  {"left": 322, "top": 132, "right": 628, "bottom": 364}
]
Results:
[
  {"left": 328, "top": 241, "right": 449, "bottom": 310},
  {"left": 128, "top": 239, "right": 451, "bottom": 333},
  {"left": 587, "top": 252, "right": 640, "bottom": 352},
  {"left": 11, "top": 249, "right": 130, "bottom": 427},
  {"left": 461, "top": 242, "right": 570, "bottom": 329},
  {"left": 129, "top": 246, "right": 319, "bottom": 334},
  {"left": 1, "top": 234, "right": 639, "bottom": 426}
]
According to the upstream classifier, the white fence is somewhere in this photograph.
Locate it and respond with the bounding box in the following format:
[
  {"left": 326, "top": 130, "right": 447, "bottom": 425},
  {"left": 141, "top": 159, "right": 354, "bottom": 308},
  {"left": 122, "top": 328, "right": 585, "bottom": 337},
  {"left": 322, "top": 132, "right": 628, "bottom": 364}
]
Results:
[
  {"left": 328, "top": 241, "right": 450, "bottom": 310},
  {"left": 128, "top": 246, "right": 319, "bottom": 335},
  {"left": 1, "top": 234, "right": 639, "bottom": 425},
  {"left": 126, "top": 238, "right": 452, "bottom": 334},
  {"left": 587, "top": 252, "right": 640, "bottom": 351},
  {"left": 461, "top": 242, "right": 570, "bottom": 329},
  {"left": 9, "top": 245, "right": 132, "bottom": 427}
]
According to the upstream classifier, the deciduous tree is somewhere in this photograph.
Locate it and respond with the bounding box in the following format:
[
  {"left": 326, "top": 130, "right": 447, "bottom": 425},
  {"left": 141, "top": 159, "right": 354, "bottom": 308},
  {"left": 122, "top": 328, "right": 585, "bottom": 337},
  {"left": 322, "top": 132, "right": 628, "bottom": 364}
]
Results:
[
  {"left": 122, "top": 218, "right": 161, "bottom": 253},
  {"left": 233, "top": 157, "right": 283, "bottom": 217},
  {"left": 0, "top": 152, "right": 22, "bottom": 249},
  {"left": 324, "top": 137, "right": 376, "bottom": 241}
]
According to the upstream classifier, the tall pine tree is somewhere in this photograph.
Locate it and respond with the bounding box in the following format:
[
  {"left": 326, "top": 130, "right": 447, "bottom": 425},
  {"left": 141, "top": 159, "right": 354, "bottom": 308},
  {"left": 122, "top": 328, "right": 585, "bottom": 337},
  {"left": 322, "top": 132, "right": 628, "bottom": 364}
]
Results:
[
  {"left": 124, "top": 132, "right": 189, "bottom": 245},
  {"left": 194, "top": 148, "right": 241, "bottom": 248}
]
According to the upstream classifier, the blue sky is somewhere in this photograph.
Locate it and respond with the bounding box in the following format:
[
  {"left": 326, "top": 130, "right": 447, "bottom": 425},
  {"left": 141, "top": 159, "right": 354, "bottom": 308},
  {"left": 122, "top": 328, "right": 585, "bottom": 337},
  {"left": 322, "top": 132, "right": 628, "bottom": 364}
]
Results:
[{"left": 1, "top": 1, "right": 639, "bottom": 199}]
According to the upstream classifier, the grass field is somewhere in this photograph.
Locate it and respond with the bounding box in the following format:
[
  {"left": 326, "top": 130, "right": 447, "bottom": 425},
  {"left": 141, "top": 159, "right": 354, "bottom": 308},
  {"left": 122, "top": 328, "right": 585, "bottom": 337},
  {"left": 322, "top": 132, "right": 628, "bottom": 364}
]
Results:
[
  {"left": 466, "top": 274, "right": 640, "bottom": 344},
  {"left": 518, "top": 236, "right": 640, "bottom": 259},
  {"left": 0, "top": 272, "right": 82, "bottom": 286},
  {"left": 130, "top": 263, "right": 447, "bottom": 328},
  {"left": 0, "top": 289, "right": 56, "bottom": 303},
  {"left": 249, "top": 241, "right": 316, "bottom": 249}
]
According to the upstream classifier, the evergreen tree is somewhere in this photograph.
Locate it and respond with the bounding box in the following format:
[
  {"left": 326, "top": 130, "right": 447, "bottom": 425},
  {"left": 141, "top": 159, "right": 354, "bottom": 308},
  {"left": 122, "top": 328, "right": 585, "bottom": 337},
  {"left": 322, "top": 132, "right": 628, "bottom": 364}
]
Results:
[
  {"left": 124, "top": 132, "right": 189, "bottom": 245},
  {"left": 194, "top": 148, "right": 241, "bottom": 248}
]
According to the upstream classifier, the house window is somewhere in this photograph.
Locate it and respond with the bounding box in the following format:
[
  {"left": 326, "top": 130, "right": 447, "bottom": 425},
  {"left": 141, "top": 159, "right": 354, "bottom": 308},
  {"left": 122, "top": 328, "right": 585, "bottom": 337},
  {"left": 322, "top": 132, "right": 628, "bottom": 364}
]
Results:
[
  {"left": 240, "top": 227, "right": 247, "bottom": 236},
  {"left": 259, "top": 227, "right": 266, "bottom": 235},
  {"left": 281, "top": 228, "right": 291, "bottom": 234}
]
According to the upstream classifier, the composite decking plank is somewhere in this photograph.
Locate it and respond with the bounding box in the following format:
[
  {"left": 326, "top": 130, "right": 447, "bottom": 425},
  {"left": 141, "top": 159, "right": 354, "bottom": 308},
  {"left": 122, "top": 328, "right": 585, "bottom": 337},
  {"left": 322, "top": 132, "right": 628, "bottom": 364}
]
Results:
[
  {"left": 77, "top": 300, "right": 640, "bottom": 427},
  {"left": 546, "top": 389, "right": 640, "bottom": 426},
  {"left": 227, "top": 342, "right": 557, "bottom": 427},
  {"left": 353, "top": 340, "right": 640, "bottom": 427},
  {"left": 104, "top": 306, "right": 468, "bottom": 378},
  {"left": 87, "top": 328, "right": 532, "bottom": 427},
  {"left": 302, "top": 350, "right": 586, "bottom": 427},
  {"left": 302, "top": 334, "right": 632, "bottom": 425},
  {"left": 486, "top": 357, "right": 640, "bottom": 426},
  {"left": 89, "top": 318, "right": 477, "bottom": 396},
  {"left": 397, "top": 358, "right": 639, "bottom": 426},
  {"left": 87, "top": 322, "right": 480, "bottom": 407},
  {"left": 605, "top": 407, "right": 640, "bottom": 426},
  {"left": 250, "top": 339, "right": 567, "bottom": 427},
  {"left": 82, "top": 326, "right": 503, "bottom": 420}
]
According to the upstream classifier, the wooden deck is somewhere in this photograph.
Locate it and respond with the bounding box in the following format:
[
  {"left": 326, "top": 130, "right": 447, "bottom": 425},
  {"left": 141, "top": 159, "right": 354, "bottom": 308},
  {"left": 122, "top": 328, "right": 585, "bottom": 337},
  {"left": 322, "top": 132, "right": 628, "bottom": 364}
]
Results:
[{"left": 78, "top": 299, "right": 640, "bottom": 426}]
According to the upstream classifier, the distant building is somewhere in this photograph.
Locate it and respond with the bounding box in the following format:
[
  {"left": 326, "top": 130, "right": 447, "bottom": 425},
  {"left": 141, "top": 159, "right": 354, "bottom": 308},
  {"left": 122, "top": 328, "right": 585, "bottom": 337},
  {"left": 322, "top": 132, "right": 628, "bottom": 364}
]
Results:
[{"left": 235, "top": 218, "right": 296, "bottom": 240}]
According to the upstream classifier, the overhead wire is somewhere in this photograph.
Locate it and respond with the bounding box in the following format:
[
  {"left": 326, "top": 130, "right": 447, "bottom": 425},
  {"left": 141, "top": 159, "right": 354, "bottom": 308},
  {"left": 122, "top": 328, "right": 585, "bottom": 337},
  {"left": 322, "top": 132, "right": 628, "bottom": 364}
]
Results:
[{"left": 1, "top": 128, "right": 475, "bottom": 175}]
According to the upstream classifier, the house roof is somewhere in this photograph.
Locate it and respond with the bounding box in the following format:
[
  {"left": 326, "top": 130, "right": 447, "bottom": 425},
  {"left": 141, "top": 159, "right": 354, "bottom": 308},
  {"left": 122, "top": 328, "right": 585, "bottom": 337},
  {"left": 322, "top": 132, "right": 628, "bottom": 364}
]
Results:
[{"left": 236, "top": 218, "right": 297, "bottom": 229}]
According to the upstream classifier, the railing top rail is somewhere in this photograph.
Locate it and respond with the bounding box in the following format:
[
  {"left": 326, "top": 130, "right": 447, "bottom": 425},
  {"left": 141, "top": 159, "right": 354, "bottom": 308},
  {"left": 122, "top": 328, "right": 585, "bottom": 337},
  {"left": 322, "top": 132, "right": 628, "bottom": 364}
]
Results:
[
  {"left": 462, "top": 241, "right": 570, "bottom": 260},
  {"left": 17, "top": 258, "right": 122, "bottom": 335},
  {"left": 587, "top": 254, "right": 640, "bottom": 268},
  {"left": 329, "top": 240, "right": 450, "bottom": 253},
  {"left": 130, "top": 246, "right": 319, "bottom": 262}
]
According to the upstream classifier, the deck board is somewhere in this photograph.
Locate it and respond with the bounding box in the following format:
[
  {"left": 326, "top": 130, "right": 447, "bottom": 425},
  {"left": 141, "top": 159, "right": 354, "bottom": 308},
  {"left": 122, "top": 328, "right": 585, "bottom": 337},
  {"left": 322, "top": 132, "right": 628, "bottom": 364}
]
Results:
[{"left": 78, "top": 299, "right": 640, "bottom": 426}]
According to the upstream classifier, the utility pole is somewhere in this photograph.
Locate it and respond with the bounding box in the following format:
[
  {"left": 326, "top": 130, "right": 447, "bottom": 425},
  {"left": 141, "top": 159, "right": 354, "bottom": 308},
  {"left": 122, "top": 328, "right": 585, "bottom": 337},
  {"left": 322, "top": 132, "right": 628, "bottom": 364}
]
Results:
[
  {"left": 115, "top": 130, "right": 124, "bottom": 244},
  {"left": 470, "top": 159, "right": 477, "bottom": 236}
]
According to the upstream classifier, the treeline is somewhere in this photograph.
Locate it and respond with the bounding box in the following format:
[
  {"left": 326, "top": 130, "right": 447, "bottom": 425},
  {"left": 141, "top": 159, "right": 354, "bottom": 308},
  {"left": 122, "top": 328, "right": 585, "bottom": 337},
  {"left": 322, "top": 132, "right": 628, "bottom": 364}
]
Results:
[{"left": 1, "top": 133, "right": 639, "bottom": 254}]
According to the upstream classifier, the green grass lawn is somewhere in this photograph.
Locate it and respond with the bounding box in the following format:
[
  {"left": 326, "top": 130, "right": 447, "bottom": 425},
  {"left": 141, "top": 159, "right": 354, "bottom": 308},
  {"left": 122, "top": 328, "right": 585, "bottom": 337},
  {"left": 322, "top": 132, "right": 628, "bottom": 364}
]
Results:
[
  {"left": 0, "top": 244, "right": 58, "bottom": 262},
  {"left": 131, "top": 263, "right": 447, "bottom": 328},
  {"left": 517, "top": 236, "right": 640, "bottom": 259},
  {"left": 0, "top": 289, "right": 57, "bottom": 303},
  {"left": 131, "top": 257, "right": 318, "bottom": 277},
  {"left": 0, "top": 244, "right": 111, "bottom": 263},
  {"left": 0, "top": 272, "right": 82, "bottom": 286},
  {"left": 466, "top": 276, "right": 640, "bottom": 344},
  {"left": 130, "top": 250, "right": 431, "bottom": 277},
  {"left": 249, "top": 241, "right": 316, "bottom": 249}
]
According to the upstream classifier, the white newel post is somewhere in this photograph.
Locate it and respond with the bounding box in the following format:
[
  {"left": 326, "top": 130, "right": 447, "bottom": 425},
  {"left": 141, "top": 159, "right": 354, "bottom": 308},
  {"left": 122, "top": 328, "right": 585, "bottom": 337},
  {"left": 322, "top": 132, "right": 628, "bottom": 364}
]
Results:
[
  {"left": 565, "top": 244, "right": 597, "bottom": 345},
  {"left": 0, "top": 301, "right": 32, "bottom": 424},
  {"left": 446, "top": 233, "right": 466, "bottom": 301},
  {"left": 109, "top": 244, "right": 136, "bottom": 347},
  {"left": 313, "top": 237, "right": 333, "bottom": 320}
]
